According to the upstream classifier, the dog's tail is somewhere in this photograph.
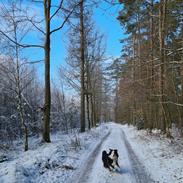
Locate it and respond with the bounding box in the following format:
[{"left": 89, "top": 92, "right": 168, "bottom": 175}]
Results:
[
  {"left": 102, "top": 151, "right": 109, "bottom": 168},
  {"left": 102, "top": 150, "right": 107, "bottom": 156}
]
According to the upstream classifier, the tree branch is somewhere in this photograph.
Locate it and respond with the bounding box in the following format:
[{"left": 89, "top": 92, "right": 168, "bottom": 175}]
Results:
[
  {"left": 0, "top": 30, "right": 44, "bottom": 49},
  {"left": 20, "top": 59, "right": 44, "bottom": 67},
  {"left": 50, "top": 2, "right": 80, "bottom": 35},
  {"left": 26, "top": 16, "right": 46, "bottom": 35},
  {"left": 50, "top": 0, "right": 64, "bottom": 20}
]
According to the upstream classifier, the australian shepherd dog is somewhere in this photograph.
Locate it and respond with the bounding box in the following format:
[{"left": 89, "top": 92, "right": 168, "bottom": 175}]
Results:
[{"left": 102, "top": 149, "right": 120, "bottom": 171}]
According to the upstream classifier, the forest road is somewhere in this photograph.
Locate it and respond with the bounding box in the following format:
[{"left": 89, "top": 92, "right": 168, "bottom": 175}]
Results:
[{"left": 69, "top": 123, "right": 155, "bottom": 183}]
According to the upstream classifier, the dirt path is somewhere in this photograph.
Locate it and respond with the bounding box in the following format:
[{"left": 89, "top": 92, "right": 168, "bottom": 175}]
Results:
[{"left": 69, "top": 123, "right": 155, "bottom": 183}]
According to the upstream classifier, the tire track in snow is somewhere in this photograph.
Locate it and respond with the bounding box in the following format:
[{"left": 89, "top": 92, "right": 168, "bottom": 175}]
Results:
[
  {"left": 69, "top": 124, "right": 155, "bottom": 183},
  {"left": 68, "top": 130, "right": 111, "bottom": 183},
  {"left": 121, "top": 130, "right": 155, "bottom": 183}
]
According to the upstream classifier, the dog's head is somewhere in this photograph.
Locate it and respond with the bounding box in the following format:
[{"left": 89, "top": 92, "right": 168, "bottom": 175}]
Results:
[{"left": 108, "top": 149, "right": 119, "bottom": 160}]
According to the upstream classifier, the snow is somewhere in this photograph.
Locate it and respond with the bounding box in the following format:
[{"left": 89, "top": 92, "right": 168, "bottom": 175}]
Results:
[
  {"left": 0, "top": 124, "right": 109, "bottom": 183},
  {"left": 0, "top": 122, "right": 183, "bottom": 183},
  {"left": 84, "top": 123, "right": 136, "bottom": 183},
  {"left": 121, "top": 124, "right": 183, "bottom": 183},
  {"left": 69, "top": 123, "right": 154, "bottom": 183}
]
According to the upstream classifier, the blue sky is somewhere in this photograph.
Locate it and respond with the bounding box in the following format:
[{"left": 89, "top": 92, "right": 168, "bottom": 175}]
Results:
[
  {"left": 93, "top": 2, "right": 124, "bottom": 57},
  {"left": 22, "top": 1, "right": 125, "bottom": 82},
  {"left": 50, "top": 1, "right": 124, "bottom": 81}
]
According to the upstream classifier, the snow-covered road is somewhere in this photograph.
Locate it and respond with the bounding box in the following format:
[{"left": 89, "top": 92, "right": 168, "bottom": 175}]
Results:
[
  {"left": 2, "top": 123, "right": 181, "bottom": 183},
  {"left": 69, "top": 123, "right": 154, "bottom": 183}
]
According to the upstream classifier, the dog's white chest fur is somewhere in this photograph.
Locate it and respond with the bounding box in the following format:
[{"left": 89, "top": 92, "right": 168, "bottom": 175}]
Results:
[
  {"left": 108, "top": 151, "right": 115, "bottom": 160},
  {"left": 109, "top": 151, "right": 118, "bottom": 166},
  {"left": 109, "top": 151, "right": 117, "bottom": 160}
]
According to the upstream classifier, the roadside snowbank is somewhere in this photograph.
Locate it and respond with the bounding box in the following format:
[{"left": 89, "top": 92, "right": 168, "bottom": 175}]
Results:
[
  {"left": 121, "top": 125, "right": 183, "bottom": 183},
  {"left": 0, "top": 124, "right": 109, "bottom": 183}
]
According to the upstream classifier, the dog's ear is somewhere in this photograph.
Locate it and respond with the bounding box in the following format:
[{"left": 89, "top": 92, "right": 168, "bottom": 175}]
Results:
[
  {"left": 108, "top": 148, "right": 112, "bottom": 154},
  {"left": 115, "top": 149, "right": 119, "bottom": 156}
]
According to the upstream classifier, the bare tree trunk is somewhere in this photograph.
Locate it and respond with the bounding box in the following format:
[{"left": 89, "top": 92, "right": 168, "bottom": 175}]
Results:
[
  {"left": 114, "top": 78, "right": 119, "bottom": 122},
  {"left": 170, "top": 71, "right": 182, "bottom": 132},
  {"left": 91, "top": 94, "right": 94, "bottom": 126},
  {"left": 180, "top": 33, "right": 183, "bottom": 135},
  {"left": 86, "top": 94, "right": 91, "bottom": 129},
  {"left": 93, "top": 93, "right": 97, "bottom": 127},
  {"left": 16, "top": 63, "right": 28, "bottom": 151},
  {"left": 43, "top": 0, "right": 51, "bottom": 142},
  {"left": 132, "top": 35, "right": 136, "bottom": 125},
  {"left": 159, "top": 0, "right": 166, "bottom": 133},
  {"left": 91, "top": 94, "right": 95, "bottom": 127},
  {"left": 88, "top": 70, "right": 94, "bottom": 128},
  {"left": 149, "top": 0, "right": 154, "bottom": 131},
  {"left": 159, "top": 0, "right": 171, "bottom": 136},
  {"left": 13, "top": 16, "right": 29, "bottom": 151},
  {"left": 80, "top": 0, "right": 85, "bottom": 132},
  {"left": 86, "top": 50, "right": 91, "bottom": 129}
]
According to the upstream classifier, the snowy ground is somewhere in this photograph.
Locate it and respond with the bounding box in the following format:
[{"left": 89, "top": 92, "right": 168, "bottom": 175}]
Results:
[
  {"left": 0, "top": 124, "right": 109, "bottom": 183},
  {"left": 68, "top": 123, "right": 153, "bottom": 183},
  {"left": 0, "top": 122, "right": 183, "bottom": 183},
  {"left": 122, "top": 124, "right": 183, "bottom": 183}
]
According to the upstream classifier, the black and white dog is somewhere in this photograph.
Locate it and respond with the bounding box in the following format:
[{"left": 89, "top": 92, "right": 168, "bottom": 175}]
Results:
[{"left": 102, "top": 149, "right": 120, "bottom": 171}]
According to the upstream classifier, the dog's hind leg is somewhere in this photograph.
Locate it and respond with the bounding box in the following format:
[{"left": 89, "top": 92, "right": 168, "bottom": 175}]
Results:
[{"left": 104, "top": 163, "right": 108, "bottom": 169}]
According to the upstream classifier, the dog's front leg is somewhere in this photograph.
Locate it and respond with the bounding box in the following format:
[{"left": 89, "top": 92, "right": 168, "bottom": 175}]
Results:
[
  {"left": 110, "top": 164, "right": 115, "bottom": 170},
  {"left": 116, "top": 160, "right": 120, "bottom": 168}
]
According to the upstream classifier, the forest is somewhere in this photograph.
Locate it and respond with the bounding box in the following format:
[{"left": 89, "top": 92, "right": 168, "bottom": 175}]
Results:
[
  {"left": 0, "top": 1, "right": 183, "bottom": 183},
  {"left": 0, "top": 0, "right": 109, "bottom": 151},
  {"left": 117, "top": 0, "right": 183, "bottom": 138},
  {"left": 0, "top": 0, "right": 183, "bottom": 150}
]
